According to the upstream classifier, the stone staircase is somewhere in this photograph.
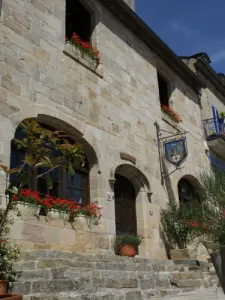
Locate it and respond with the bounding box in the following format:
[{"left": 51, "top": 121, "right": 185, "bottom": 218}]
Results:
[{"left": 11, "top": 250, "right": 218, "bottom": 299}]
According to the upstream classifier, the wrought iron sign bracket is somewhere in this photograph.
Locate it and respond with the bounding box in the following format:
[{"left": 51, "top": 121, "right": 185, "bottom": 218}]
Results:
[{"left": 154, "top": 122, "right": 188, "bottom": 185}]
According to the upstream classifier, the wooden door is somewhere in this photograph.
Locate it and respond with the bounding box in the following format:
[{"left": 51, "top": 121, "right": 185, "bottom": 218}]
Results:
[{"left": 114, "top": 174, "right": 137, "bottom": 235}]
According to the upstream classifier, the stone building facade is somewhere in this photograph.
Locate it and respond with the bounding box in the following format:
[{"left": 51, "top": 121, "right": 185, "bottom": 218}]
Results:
[
  {"left": 0, "top": 0, "right": 216, "bottom": 259},
  {"left": 182, "top": 53, "right": 225, "bottom": 169}
]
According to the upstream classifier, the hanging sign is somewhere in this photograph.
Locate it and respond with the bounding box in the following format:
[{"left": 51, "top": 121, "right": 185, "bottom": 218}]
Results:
[{"left": 164, "top": 138, "right": 188, "bottom": 167}]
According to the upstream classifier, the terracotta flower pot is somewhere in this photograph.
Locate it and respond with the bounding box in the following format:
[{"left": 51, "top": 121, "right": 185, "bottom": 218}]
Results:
[
  {"left": 0, "top": 295, "right": 22, "bottom": 299},
  {"left": 120, "top": 244, "right": 137, "bottom": 257},
  {"left": 0, "top": 281, "right": 8, "bottom": 295}
]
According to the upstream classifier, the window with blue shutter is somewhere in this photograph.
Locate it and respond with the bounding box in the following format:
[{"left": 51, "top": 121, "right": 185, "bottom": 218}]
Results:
[{"left": 212, "top": 105, "right": 220, "bottom": 134}]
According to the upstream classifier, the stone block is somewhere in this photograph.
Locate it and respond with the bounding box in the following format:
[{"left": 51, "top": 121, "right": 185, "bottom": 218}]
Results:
[
  {"left": 46, "top": 14, "right": 62, "bottom": 32},
  {"left": 125, "top": 291, "right": 142, "bottom": 300},
  {"left": 0, "top": 87, "right": 7, "bottom": 103},
  {"left": 140, "top": 278, "right": 156, "bottom": 290},
  {"left": 174, "top": 279, "right": 202, "bottom": 288},
  {"left": 31, "top": 47, "right": 50, "bottom": 63},
  {"left": 31, "top": 279, "right": 91, "bottom": 293},
  {"left": 3, "top": 16, "right": 23, "bottom": 35},
  {"left": 23, "top": 30, "right": 41, "bottom": 47},
  {"left": 31, "top": 79, "right": 50, "bottom": 96},
  {"left": 5, "top": 54, "right": 25, "bottom": 73},
  {"left": 1, "top": 76, "right": 21, "bottom": 95},
  {"left": 170, "top": 248, "right": 197, "bottom": 260},
  {"left": 11, "top": 10, "right": 31, "bottom": 30},
  {"left": 0, "top": 61, "right": 13, "bottom": 79}
]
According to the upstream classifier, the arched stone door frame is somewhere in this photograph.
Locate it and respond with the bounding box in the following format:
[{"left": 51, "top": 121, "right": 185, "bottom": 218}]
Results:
[{"left": 109, "top": 162, "right": 151, "bottom": 256}]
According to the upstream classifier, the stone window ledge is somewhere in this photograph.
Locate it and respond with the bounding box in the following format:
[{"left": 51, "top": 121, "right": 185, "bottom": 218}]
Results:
[{"left": 63, "top": 43, "right": 103, "bottom": 78}]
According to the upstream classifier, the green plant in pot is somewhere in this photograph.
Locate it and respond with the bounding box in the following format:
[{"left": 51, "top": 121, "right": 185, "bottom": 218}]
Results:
[
  {"left": 115, "top": 233, "right": 142, "bottom": 257},
  {"left": 220, "top": 112, "right": 225, "bottom": 119}
]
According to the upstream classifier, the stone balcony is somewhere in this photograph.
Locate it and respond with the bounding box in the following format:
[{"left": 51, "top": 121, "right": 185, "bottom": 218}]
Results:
[{"left": 203, "top": 118, "right": 225, "bottom": 160}]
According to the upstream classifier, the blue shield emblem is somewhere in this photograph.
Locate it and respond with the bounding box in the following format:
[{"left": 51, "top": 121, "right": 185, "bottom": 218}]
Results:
[{"left": 164, "top": 138, "right": 188, "bottom": 167}]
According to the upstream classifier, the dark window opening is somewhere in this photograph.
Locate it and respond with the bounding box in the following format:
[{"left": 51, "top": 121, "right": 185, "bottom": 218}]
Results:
[
  {"left": 10, "top": 122, "right": 90, "bottom": 216},
  {"left": 178, "top": 178, "right": 200, "bottom": 204},
  {"left": 157, "top": 72, "right": 169, "bottom": 107},
  {"left": 66, "top": 0, "right": 93, "bottom": 42}
]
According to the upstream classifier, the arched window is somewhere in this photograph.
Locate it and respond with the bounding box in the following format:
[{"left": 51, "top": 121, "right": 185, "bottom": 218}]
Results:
[
  {"left": 178, "top": 178, "right": 199, "bottom": 204},
  {"left": 10, "top": 122, "right": 90, "bottom": 206}
]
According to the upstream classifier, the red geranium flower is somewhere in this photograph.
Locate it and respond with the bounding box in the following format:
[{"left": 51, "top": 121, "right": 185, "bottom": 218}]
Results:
[{"left": 191, "top": 221, "right": 198, "bottom": 228}]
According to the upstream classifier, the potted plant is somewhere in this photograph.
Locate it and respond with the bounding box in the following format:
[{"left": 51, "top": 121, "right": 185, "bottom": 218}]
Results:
[
  {"left": 160, "top": 202, "right": 201, "bottom": 260},
  {"left": 115, "top": 233, "right": 142, "bottom": 257}
]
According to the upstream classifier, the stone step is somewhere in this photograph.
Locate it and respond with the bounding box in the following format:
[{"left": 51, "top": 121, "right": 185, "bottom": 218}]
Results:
[
  {"left": 15, "top": 250, "right": 216, "bottom": 298},
  {"left": 12, "top": 275, "right": 211, "bottom": 296},
  {"left": 21, "top": 250, "right": 209, "bottom": 271},
  {"left": 22, "top": 292, "right": 128, "bottom": 300},
  {"left": 16, "top": 258, "right": 209, "bottom": 274},
  {"left": 19, "top": 289, "right": 220, "bottom": 300},
  {"left": 16, "top": 266, "right": 210, "bottom": 282},
  {"left": 152, "top": 289, "right": 222, "bottom": 299}
]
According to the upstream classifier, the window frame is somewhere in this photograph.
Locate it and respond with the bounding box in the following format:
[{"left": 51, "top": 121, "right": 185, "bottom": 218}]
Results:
[
  {"left": 178, "top": 178, "right": 199, "bottom": 204},
  {"left": 10, "top": 123, "right": 90, "bottom": 206},
  {"left": 157, "top": 71, "right": 171, "bottom": 107},
  {"left": 65, "top": 0, "right": 95, "bottom": 44}
]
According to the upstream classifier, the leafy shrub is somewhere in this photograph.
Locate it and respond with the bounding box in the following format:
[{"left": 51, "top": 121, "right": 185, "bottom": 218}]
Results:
[{"left": 161, "top": 202, "right": 201, "bottom": 249}]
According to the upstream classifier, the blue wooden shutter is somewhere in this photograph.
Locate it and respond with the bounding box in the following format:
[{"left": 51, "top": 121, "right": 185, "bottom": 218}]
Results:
[{"left": 212, "top": 105, "right": 219, "bottom": 134}]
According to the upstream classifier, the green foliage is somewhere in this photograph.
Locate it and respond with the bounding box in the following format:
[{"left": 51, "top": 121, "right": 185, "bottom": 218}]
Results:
[
  {"left": 0, "top": 209, "right": 21, "bottom": 281},
  {"left": 161, "top": 170, "right": 225, "bottom": 251},
  {"left": 9, "top": 120, "right": 85, "bottom": 189},
  {"left": 160, "top": 202, "right": 201, "bottom": 249},
  {"left": 220, "top": 111, "right": 225, "bottom": 118},
  {"left": 190, "top": 170, "right": 225, "bottom": 246}
]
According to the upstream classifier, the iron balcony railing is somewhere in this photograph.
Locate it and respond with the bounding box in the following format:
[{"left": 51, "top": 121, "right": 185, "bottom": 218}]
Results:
[{"left": 203, "top": 118, "right": 225, "bottom": 140}]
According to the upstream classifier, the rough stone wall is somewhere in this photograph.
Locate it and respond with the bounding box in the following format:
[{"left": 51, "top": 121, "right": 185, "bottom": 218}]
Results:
[
  {"left": 182, "top": 58, "right": 225, "bottom": 119},
  {"left": 200, "top": 73, "right": 225, "bottom": 120},
  {"left": 0, "top": 0, "right": 209, "bottom": 258}
]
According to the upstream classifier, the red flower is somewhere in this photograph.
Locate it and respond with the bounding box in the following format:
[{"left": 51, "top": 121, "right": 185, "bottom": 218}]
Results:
[
  {"left": 161, "top": 105, "right": 182, "bottom": 123},
  {"left": 66, "top": 32, "right": 100, "bottom": 65},
  {"left": 191, "top": 221, "right": 198, "bottom": 228}
]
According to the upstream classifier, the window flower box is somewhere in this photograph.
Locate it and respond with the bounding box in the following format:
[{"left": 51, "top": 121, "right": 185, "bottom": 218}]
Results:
[
  {"left": 161, "top": 105, "right": 182, "bottom": 123},
  {"left": 12, "top": 189, "right": 102, "bottom": 226},
  {"left": 64, "top": 33, "right": 100, "bottom": 71}
]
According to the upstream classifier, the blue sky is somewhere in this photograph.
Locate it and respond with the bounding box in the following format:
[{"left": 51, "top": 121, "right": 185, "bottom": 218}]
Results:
[{"left": 136, "top": 0, "right": 225, "bottom": 73}]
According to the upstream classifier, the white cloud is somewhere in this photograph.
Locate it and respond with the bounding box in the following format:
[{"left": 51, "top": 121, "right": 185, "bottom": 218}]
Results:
[
  {"left": 211, "top": 50, "right": 225, "bottom": 64},
  {"left": 171, "top": 21, "right": 195, "bottom": 37}
]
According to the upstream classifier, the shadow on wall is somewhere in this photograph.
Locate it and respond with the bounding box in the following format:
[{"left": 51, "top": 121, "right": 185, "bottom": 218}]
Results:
[{"left": 159, "top": 159, "right": 177, "bottom": 259}]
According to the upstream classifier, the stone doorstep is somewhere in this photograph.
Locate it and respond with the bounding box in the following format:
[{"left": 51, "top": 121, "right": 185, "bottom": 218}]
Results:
[
  {"left": 21, "top": 288, "right": 219, "bottom": 300},
  {"left": 12, "top": 276, "right": 212, "bottom": 296},
  {"left": 22, "top": 291, "right": 142, "bottom": 300},
  {"left": 21, "top": 250, "right": 209, "bottom": 269},
  {"left": 14, "top": 250, "right": 216, "bottom": 298},
  {"left": 16, "top": 266, "right": 212, "bottom": 281},
  {"left": 15, "top": 259, "right": 209, "bottom": 274}
]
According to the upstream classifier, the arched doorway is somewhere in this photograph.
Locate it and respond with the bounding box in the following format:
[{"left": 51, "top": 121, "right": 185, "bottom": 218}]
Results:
[
  {"left": 114, "top": 174, "right": 137, "bottom": 235},
  {"left": 178, "top": 177, "right": 200, "bottom": 204}
]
